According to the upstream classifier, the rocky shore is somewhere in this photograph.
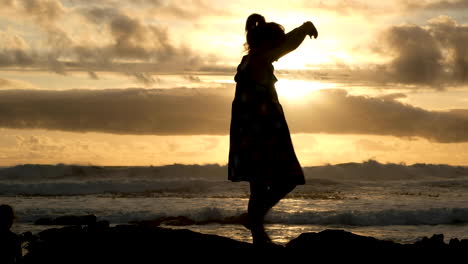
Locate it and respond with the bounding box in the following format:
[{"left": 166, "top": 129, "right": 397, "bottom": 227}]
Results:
[{"left": 17, "top": 215, "right": 468, "bottom": 262}]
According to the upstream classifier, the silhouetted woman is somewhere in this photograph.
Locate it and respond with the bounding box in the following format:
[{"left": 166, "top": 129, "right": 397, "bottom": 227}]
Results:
[
  {"left": 0, "top": 204, "right": 22, "bottom": 263},
  {"left": 228, "top": 14, "right": 318, "bottom": 246}
]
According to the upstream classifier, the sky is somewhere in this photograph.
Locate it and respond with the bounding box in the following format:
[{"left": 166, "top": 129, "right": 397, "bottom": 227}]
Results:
[{"left": 1, "top": 0, "right": 468, "bottom": 166}]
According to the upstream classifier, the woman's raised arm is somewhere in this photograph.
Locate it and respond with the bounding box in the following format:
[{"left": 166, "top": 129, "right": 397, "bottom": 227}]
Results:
[{"left": 266, "top": 21, "right": 318, "bottom": 62}]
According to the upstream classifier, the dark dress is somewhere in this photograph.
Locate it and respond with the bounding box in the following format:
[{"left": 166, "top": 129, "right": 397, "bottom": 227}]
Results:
[{"left": 228, "top": 23, "right": 310, "bottom": 185}]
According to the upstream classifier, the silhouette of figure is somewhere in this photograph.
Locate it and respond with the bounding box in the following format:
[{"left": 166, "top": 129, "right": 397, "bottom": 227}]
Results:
[
  {"left": 228, "top": 14, "right": 318, "bottom": 246},
  {"left": 0, "top": 204, "right": 22, "bottom": 264}
]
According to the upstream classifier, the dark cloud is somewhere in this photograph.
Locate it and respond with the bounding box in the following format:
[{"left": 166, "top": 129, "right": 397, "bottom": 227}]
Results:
[
  {"left": 0, "top": 0, "right": 74, "bottom": 74},
  {"left": 448, "top": 109, "right": 468, "bottom": 118},
  {"left": 76, "top": 6, "right": 204, "bottom": 73},
  {"left": 371, "top": 16, "right": 468, "bottom": 86},
  {"left": 20, "top": 0, "right": 65, "bottom": 24},
  {"left": 405, "top": 0, "right": 468, "bottom": 10},
  {"left": 0, "top": 49, "right": 36, "bottom": 67},
  {"left": 184, "top": 75, "right": 202, "bottom": 82},
  {"left": 383, "top": 24, "right": 444, "bottom": 84},
  {"left": 80, "top": 6, "right": 122, "bottom": 24},
  {"left": 87, "top": 71, "right": 99, "bottom": 80},
  {"left": 0, "top": 31, "right": 36, "bottom": 67},
  {"left": 1, "top": 88, "right": 468, "bottom": 143},
  {"left": 305, "top": 0, "right": 468, "bottom": 15},
  {"left": 127, "top": 72, "right": 160, "bottom": 86},
  {"left": 0, "top": 88, "right": 232, "bottom": 135},
  {"left": 378, "top": 93, "right": 407, "bottom": 101},
  {"left": 286, "top": 89, "right": 468, "bottom": 143},
  {"left": 0, "top": 3, "right": 205, "bottom": 83},
  {"left": 107, "top": 13, "right": 175, "bottom": 60},
  {"left": 428, "top": 16, "right": 468, "bottom": 82}
]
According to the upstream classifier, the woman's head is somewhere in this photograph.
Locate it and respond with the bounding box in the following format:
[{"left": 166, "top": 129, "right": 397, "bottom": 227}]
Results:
[
  {"left": 244, "top": 14, "right": 285, "bottom": 53},
  {"left": 0, "top": 204, "right": 15, "bottom": 231}
]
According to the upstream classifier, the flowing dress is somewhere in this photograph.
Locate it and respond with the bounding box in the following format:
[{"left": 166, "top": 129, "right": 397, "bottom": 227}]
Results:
[{"left": 228, "top": 23, "right": 310, "bottom": 185}]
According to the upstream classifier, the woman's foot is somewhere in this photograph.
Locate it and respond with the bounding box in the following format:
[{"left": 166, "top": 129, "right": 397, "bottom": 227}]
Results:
[
  {"left": 251, "top": 228, "right": 271, "bottom": 244},
  {"left": 252, "top": 230, "right": 283, "bottom": 248}
]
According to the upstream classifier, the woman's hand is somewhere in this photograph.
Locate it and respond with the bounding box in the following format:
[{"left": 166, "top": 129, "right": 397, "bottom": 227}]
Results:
[{"left": 304, "top": 21, "right": 318, "bottom": 39}]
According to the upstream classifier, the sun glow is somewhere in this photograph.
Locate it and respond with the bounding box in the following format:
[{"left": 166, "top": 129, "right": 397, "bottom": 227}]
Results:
[{"left": 275, "top": 80, "right": 329, "bottom": 101}]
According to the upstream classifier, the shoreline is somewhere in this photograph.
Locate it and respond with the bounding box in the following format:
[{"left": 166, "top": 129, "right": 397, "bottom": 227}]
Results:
[{"left": 16, "top": 217, "right": 468, "bottom": 262}]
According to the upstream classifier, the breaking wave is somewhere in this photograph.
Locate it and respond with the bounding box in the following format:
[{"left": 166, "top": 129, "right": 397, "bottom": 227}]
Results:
[{"left": 16, "top": 206, "right": 468, "bottom": 227}]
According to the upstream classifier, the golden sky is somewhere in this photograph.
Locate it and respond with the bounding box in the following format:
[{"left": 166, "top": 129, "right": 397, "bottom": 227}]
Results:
[{"left": 1, "top": 0, "right": 468, "bottom": 166}]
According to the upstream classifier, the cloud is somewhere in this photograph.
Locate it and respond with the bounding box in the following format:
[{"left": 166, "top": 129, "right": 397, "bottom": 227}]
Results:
[
  {"left": 0, "top": 78, "right": 37, "bottom": 89},
  {"left": 354, "top": 139, "right": 396, "bottom": 152},
  {"left": 0, "top": 0, "right": 73, "bottom": 74},
  {"left": 300, "top": 0, "right": 401, "bottom": 17},
  {"left": 0, "top": 2, "right": 206, "bottom": 83},
  {"left": 0, "top": 0, "right": 15, "bottom": 6},
  {"left": 303, "top": 0, "right": 373, "bottom": 15},
  {"left": 0, "top": 31, "right": 36, "bottom": 67},
  {"left": 308, "top": 0, "right": 468, "bottom": 16},
  {"left": 83, "top": 0, "right": 229, "bottom": 19},
  {"left": 428, "top": 16, "right": 468, "bottom": 82},
  {"left": 286, "top": 89, "right": 468, "bottom": 143},
  {"left": 76, "top": 6, "right": 204, "bottom": 72},
  {"left": 367, "top": 16, "right": 468, "bottom": 86},
  {"left": 378, "top": 93, "right": 407, "bottom": 101},
  {"left": 19, "top": 0, "right": 66, "bottom": 24},
  {"left": 404, "top": 0, "right": 468, "bottom": 10},
  {"left": 0, "top": 88, "right": 232, "bottom": 135},
  {"left": 131, "top": 0, "right": 230, "bottom": 19},
  {"left": 1, "top": 88, "right": 468, "bottom": 143},
  {"left": 15, "top": 135, "right": 65, "bottom": 152},
  {"left": 382, "top": 24, "right": 444, "bottom": 84}
]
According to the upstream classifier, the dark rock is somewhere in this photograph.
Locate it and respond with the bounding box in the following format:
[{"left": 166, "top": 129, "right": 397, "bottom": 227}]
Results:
[
  {"left": 286, "top": 229, "right": 402, "bottom": 250},
  {"left": 24, "top": 223, "right": 253, "bottom": 263},
  {"left": 412, "top": 234, "right": 447, "bottom": 249},
  {"left": 34, "top": 214, "right": 97, "bottom": 226},
  {"left": 21, "top": 231, "right": 34, "bottom": 242},
  {"left": 132, "top": 214, "right": 260, "bottom": 227},
  {"left": 160, "top": 216, "right": 196, "bottom": 226},
  {"left": 23, "top": 225, "right": 468, "bottom": 262},
  {"left": 460, "top": 239, "right": 468, "bottom": 248},
  {"left": 38, "top": 225, "right": 83, "bottom": 241},
  {"left": 34, "top": 218, "right": 54, "bottom": 225},
  {"left": 131, "top": 216, "right": 196, "bottom": 227},
  {"left": 449, "top": 238, "right": 461, "bottom": 248},
  {"left": 86, "top": 220, "right": 110, "bottom": 230}
]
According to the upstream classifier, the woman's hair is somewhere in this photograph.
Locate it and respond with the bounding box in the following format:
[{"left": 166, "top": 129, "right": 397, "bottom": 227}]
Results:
[
  {"left": 0, "top": 204, "right": 15, "bottom": 230},
  {"left": 244, "top": 13, "right": 285, "bottom": 53}
]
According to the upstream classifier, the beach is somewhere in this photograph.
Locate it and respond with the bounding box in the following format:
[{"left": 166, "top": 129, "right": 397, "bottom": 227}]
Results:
[
  {"left": 16, "top": 219, "right": 468, "bottom": 262},
  {"left": 3, "top": 160, "right": 468, "bottom": 250}
]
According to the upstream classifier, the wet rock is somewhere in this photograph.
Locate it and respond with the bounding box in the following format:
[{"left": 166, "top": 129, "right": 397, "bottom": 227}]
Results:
[
  {"left": 34, "top": 214, "right": 97, "bottom": 226},
  {"left": 449, "top": 238, "right": 461, "bottom": 248},
  {"left": 131, "top": 216, "right": 196, "bottom": 227},
  {"left": 24, "top": 224, "right": 252, "bottom": 263},
  {"left": 412, "top": 234, "right": 447, "bottom": 249},
  {"left": 86, "top": 220, "right": 110, "bottom": 230},
  {"left": 286, "top": 229, "right": 402, "bottom": 250},
  {"left": 22, "top": 225, "right": 468, "bottom": 262}
]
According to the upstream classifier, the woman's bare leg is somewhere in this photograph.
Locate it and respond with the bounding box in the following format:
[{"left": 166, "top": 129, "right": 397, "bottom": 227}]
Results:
[
  {"left": 248, "top": 182, "right": 271, "bottom": 243},
  {"left": 264, "top": 183, "right": 296, "bottom": 210},
  {"left": 247, "top": 181, "right": 296, "bottom": 244}
]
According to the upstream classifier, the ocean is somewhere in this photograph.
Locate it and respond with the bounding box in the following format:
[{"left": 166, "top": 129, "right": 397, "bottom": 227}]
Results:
[{"left": 3, "top": 160, "right": 468, "bottom": 245}]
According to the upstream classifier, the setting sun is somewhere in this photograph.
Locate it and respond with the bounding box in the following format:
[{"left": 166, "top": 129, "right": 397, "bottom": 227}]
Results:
[{"left": 275, "top": 80, "right": 332, "bottom": 101}]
